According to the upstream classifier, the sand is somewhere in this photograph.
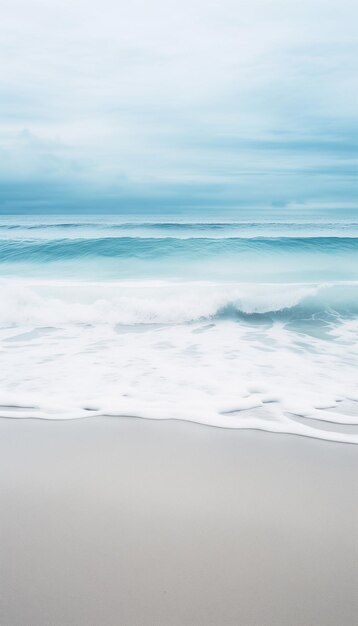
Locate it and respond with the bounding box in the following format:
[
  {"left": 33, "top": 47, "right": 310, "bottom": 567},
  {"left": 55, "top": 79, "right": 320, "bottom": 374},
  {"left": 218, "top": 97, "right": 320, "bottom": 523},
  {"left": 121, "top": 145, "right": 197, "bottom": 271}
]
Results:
[{"left": 0, "top": 416, "right": 357, "bottom": 626}]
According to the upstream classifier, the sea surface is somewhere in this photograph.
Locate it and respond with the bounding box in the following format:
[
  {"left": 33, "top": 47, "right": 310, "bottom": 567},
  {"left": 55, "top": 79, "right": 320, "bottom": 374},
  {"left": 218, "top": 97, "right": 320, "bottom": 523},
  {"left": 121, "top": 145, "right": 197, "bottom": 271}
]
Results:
[{"left": 0, "top": 213, "right": 358, "bottom": 443}]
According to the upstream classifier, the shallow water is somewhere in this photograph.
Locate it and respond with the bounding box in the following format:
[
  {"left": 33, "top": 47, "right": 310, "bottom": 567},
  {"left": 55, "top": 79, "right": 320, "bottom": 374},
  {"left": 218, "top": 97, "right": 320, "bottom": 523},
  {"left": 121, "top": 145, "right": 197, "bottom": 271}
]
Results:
[{"left": 0, "top": 214, "right": 357, "bottom": 443}]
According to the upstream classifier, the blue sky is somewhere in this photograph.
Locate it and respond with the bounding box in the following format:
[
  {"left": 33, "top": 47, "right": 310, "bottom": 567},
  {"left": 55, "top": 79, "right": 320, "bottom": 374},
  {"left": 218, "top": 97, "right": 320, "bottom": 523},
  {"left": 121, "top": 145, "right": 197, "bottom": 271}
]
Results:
[{"left": 0, "top": 0, "right": 357, "bottom": 214}]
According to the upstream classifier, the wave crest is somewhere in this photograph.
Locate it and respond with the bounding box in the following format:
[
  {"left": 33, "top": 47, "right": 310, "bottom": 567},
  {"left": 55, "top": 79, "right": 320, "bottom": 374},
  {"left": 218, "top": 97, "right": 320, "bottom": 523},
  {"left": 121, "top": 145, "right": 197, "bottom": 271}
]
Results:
[{"left": 0, "top": 280, "right": 357, "bottom": 326}]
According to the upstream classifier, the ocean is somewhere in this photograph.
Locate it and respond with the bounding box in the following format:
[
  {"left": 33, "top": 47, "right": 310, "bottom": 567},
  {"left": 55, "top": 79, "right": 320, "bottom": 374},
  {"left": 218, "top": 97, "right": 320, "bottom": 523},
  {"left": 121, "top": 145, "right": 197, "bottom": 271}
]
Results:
[{"left": 0, "top": 213, "right": 357, "bottom": 443}]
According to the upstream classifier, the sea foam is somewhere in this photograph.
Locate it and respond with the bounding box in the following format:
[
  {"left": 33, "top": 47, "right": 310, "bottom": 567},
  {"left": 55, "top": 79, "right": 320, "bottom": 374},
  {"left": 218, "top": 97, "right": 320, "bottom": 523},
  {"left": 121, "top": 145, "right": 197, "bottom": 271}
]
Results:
[{"left": 0, "top": 278, "right": 357, "bottom": 443}]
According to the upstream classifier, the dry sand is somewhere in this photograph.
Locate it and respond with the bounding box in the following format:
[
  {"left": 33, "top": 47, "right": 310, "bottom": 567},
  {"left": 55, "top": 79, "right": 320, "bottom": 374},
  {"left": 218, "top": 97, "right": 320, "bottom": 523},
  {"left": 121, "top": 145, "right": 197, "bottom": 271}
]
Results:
[{"left": 0, "top": 416, "right": 357, "bottom": 626}]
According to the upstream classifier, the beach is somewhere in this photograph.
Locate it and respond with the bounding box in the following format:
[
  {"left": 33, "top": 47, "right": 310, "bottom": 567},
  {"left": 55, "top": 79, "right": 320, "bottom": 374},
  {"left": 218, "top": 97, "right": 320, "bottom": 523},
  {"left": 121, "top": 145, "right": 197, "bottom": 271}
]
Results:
[
  {"left": 0, "top": 416, "right": 357, "bottom": 626},
  {"left": 1, "top": 0, "right": 358, "bottom": 623}
]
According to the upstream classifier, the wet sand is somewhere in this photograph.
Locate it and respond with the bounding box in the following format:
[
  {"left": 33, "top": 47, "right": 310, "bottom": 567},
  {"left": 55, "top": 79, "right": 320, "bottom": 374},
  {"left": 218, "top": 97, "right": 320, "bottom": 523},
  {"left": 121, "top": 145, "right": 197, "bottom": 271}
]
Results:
[{"left": 0, "top": 416, "right": 357, "bottom": 626}]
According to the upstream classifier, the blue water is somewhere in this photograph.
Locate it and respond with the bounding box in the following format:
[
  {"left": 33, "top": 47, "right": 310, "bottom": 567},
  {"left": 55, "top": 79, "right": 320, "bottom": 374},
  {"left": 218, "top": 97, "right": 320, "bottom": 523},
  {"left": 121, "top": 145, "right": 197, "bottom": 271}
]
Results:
[
  {"left": 1, "top": 217, "right": 358, "bottom": 283},
  {"left": 0, "top": 214, "right": 357, "bottom": 442},
  {"left": 1, "top": 216, "right": 358, "bottom": 314}
]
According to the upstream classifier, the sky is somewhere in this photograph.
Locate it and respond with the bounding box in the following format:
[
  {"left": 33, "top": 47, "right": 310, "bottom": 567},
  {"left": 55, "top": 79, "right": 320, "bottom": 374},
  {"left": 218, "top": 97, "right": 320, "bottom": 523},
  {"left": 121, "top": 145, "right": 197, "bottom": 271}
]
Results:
[{"left": 0, "top": 0, "right": 357, "bottom": 214}]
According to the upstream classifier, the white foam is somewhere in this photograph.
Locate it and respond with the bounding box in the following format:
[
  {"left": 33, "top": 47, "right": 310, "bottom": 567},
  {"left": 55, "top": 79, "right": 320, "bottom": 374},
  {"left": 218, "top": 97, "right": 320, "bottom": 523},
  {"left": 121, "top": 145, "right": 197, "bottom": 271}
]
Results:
[
  {"left": 0, "top": 278, "right": 357, "bottom": 444},
  {"left": 0, "top": 278, "right": 323, "bottom": 326}
]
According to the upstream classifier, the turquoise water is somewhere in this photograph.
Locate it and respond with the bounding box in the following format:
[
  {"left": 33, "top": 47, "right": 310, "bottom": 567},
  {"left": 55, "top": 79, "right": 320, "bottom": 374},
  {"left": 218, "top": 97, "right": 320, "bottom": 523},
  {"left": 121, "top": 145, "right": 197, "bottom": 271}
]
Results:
[
  {"left": 0, "top": 214, "right": 357, "bottom": 442},
  {"left": 1, "top": 219, "right": 358, "bottom": 283}
]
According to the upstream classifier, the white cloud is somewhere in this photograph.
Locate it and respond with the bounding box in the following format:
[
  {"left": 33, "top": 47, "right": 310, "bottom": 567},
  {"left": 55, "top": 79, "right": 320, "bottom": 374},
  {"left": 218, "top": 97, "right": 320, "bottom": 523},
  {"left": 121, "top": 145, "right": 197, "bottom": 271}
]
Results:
[{"left": 0, "top": 0, "right": 357, "bottom": 207}]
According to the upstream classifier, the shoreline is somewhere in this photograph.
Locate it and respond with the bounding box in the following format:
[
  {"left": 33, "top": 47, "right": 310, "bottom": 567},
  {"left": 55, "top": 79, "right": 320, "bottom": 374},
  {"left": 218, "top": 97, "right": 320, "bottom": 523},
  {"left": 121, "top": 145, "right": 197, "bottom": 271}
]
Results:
[
  {"left": 0, "top": 416, "right": 357, "bottom": 626},
  {"left": 1, "top": 410, "right": 357, "bottom": 445}
]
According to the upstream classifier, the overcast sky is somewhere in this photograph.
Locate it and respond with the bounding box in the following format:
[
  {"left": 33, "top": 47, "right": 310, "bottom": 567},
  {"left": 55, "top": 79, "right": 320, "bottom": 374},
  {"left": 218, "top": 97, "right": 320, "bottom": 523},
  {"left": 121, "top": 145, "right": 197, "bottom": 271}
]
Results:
[{"left": 0, "top": 0, "right": 357, "bottom": 213}]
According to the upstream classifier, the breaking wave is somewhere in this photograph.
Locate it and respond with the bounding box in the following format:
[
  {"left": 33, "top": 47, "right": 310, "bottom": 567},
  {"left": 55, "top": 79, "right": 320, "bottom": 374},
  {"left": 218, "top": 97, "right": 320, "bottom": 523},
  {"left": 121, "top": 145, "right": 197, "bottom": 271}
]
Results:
[
  {"left": 0, "top": 280, "right": 357, "bottom": 326},
  {"left": 1, "top": 217, "right": 357, "bottom": 443}
]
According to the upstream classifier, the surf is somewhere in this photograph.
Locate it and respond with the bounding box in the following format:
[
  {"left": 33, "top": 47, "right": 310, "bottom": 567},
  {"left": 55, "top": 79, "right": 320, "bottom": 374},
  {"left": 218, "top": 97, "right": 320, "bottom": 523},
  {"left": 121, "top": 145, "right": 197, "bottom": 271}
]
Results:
[{"left": 0, "top": 215, "right": 357, "bottom": 443}]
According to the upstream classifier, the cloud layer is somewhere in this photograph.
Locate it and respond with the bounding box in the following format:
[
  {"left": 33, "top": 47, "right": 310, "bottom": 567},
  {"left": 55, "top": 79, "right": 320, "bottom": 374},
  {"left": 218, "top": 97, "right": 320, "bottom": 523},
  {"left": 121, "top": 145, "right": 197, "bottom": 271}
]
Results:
[{"left": 0, "top": 0, "right": 357, "bottom": 213}]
